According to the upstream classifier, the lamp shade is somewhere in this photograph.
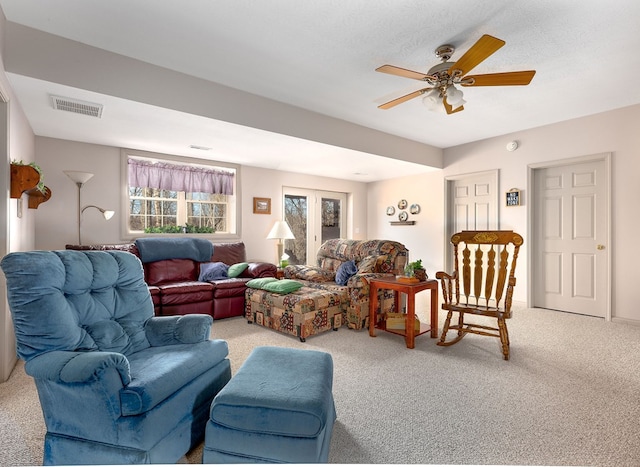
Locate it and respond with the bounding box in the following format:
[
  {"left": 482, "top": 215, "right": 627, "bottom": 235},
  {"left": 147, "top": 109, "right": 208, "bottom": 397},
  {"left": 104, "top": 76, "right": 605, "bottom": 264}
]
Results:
[
  {"left": 421, "top": 88, "right": 442, "bottom": 110},
  {"left": 64, "top": 170, "right": 94, "bottom": 185},
  {"left": 451, "top": 98, "right": 466, "bottom": 111},
  {"left": 267, "top": 220, "right": 295, "bottom": 240},
  {"left": 81, "top": 205, "right": 115, "bottom": 220},
  {"left": 446, "top": 86, "right": 464, "bottom": 106}
]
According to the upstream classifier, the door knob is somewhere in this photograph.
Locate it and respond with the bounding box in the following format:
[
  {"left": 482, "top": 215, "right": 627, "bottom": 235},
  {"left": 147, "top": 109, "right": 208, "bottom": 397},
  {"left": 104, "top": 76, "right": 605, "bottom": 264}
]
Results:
[{"left": 597, "top": 244, "right": 605, "bottom": 250}]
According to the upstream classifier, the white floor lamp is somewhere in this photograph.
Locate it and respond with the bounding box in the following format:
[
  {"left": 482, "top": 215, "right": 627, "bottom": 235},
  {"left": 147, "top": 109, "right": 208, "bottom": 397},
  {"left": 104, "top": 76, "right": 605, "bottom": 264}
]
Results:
[{"left": 64, "top": 170, "right": 115, "bottom": 245}]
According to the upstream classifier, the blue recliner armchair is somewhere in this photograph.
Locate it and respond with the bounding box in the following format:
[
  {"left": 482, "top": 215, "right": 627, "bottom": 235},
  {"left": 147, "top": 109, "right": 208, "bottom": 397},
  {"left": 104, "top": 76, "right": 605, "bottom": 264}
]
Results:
[{"left": 1, "top": 250, "right": 232, "bottom": 465}]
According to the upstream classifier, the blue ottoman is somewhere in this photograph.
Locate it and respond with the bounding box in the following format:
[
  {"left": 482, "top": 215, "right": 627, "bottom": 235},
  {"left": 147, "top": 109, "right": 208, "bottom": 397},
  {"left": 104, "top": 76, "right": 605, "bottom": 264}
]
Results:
[{"left": 203, "top": 346, "right": 336, "bottom": 463}]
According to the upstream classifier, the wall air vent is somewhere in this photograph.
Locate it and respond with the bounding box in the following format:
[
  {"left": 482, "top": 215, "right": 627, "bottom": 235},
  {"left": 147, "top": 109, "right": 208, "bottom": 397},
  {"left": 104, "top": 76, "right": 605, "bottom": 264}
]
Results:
[{"left": 51, "top": 95, "right": 103, "bottom": 118}]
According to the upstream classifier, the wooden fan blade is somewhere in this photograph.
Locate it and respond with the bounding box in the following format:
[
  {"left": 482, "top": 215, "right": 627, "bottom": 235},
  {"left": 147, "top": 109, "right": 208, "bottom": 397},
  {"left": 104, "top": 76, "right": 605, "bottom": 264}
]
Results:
[
  {"left": 449, "top": 34, "right": 505, "bottom": 77},
  {"left": 378, "top": 88, "right": 429, "bottom": 109},
  {"left": 374, "top": 82, "right": 433, "bottom": 105},
  {"left": 376, "top": 64, "right": 432, "bottom": 81},
  {"left": 461, "top": 70, "right": 536, "bottom": 86},
  {"left": 443, "top": 97, "right": 464, "bottom": 115}
]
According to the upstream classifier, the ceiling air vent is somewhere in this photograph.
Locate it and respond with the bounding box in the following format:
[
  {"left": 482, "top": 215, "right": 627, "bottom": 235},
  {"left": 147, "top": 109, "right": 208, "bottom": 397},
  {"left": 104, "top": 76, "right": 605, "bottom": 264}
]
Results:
[{"left": 51, "top": 95, "right": 103, "bottom": 118}]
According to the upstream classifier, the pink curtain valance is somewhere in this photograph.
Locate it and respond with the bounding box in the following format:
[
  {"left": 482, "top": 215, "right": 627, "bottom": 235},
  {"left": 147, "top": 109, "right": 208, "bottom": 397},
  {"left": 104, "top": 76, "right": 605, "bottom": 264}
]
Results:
[{"left": 128, "top": 158, "right": 234, "bottom": 195}]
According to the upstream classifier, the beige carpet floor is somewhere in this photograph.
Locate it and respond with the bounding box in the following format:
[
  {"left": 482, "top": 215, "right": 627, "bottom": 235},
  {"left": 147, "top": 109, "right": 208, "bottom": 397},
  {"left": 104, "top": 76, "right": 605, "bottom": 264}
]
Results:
[{"left": 2, "top": 305, "right": 640, "bottom": 465}]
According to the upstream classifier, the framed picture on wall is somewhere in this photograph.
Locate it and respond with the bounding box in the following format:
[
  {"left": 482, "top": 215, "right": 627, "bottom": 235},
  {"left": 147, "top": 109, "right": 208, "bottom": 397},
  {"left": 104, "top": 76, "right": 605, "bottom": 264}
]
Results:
[
  {"left": 253, "top": 197, "right": 271, "bottom": 214},
  {"left": 506, "top": 189, "right": 521, "bottom": 207}
]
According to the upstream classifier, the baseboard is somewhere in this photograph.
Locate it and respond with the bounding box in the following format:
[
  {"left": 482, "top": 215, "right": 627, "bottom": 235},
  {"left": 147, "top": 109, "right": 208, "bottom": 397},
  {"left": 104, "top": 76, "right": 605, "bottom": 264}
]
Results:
[{"left": 612, "top": 316, "right": 640, "bottom": 327}]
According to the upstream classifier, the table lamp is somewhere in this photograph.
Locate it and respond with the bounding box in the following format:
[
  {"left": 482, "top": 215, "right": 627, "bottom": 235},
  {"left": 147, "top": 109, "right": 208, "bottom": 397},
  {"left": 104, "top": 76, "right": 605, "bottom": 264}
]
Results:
[{"left": 266, "top": 220, "right": 295, "bottom": 267}]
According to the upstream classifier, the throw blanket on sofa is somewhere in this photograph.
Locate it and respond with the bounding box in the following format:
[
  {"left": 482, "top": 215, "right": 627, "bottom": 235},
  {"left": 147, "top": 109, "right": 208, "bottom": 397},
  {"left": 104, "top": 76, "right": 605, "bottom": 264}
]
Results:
[{"left": 135, "top": 238, "right": 213, "bottom": 263}]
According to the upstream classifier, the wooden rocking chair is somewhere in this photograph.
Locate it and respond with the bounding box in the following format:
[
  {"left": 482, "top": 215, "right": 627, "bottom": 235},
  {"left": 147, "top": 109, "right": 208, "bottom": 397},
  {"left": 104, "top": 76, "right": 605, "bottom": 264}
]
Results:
[{"left": 436, "top": 230, "right": 523, "bottom": 360}]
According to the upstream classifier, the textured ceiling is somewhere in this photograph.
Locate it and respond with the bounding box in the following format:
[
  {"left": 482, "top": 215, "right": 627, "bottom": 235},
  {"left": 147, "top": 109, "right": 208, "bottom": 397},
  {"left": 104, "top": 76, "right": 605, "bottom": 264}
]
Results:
[{"left": 1, "top": 0, "right": 640, "bottom": 181}]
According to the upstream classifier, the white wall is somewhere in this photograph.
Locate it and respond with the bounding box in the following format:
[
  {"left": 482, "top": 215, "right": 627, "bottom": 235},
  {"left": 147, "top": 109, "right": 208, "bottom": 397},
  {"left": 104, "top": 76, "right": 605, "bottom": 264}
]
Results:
[
  {"left": 34, "top": 137, "right": 369, "bottom": 262},
  {"left": 368, "top": 104, "right": 640, "bottom": 324},
  {"left": 367, "top": 170, "right": 445, "bottom": 275},
  {"left": 367, "top": 171, "right": 446, "bottom": 315},
  {"left": 0, "top": 7, "right": 37, "bottom": 381},
  {"left": 34, "top": 137, "right": 121, "bottom": 248},
  {"left": 2, "top": 97, "right": 35, "bottom": 382}
]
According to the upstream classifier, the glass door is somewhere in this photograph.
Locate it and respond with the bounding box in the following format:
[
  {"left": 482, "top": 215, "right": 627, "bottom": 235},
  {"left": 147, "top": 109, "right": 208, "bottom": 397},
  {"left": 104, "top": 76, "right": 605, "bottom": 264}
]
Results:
[
  {"left": 284, "top": 192, "right": 308, "bottom": 265},
  {"left": 283, "top": 188, "right": 346, "bottom": 265}
]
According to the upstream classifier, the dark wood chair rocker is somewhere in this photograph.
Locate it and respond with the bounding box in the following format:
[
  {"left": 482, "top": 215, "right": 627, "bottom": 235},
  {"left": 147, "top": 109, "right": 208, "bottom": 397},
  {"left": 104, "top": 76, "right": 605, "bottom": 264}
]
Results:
[{"left": 435, "top": 230, "right": 523, "bottom": 360}]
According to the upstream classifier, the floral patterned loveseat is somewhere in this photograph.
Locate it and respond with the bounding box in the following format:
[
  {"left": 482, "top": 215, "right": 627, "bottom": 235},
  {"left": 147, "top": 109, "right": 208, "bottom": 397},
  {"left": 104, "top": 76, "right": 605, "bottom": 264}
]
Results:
[{"left": 283, "top": 239, "right": 408, "bottom": 330}]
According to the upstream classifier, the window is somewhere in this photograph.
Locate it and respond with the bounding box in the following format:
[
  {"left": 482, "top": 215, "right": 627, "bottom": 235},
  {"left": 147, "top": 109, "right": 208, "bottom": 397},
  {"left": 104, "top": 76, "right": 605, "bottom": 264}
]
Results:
[
  {"left": 187, "top": 192, "right": 228, "bottom": 232},
  {"left": 123, "top": 151, "right": 238, "bottom": 237}
]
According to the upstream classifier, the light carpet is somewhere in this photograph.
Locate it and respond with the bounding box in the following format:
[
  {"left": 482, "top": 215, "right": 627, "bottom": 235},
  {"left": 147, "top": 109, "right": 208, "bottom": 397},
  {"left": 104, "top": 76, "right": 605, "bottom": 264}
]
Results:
[{"left": 1, "top": 306, "right": 640, "bottom": 466}]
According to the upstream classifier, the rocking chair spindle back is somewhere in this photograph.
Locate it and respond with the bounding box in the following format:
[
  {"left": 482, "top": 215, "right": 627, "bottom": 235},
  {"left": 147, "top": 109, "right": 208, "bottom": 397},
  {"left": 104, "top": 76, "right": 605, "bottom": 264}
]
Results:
[{"left": 436, "top": 230, "right": 523, "bottom": 360}]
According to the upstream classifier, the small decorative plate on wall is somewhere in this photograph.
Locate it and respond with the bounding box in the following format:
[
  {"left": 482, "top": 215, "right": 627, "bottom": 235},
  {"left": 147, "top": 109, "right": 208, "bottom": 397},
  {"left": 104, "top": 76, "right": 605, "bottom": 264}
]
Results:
[
  {"left": 398, "top": 211, "right": 408, "bottom": 222},
  {"left": 386, "top": 206, "right": 395, "bottom": 216},
  {"left": 410, "top": 203, "right": 421, "bottom": 215},
  {"left": 398, "top": 199, "right": 408, "bottom": 209}
]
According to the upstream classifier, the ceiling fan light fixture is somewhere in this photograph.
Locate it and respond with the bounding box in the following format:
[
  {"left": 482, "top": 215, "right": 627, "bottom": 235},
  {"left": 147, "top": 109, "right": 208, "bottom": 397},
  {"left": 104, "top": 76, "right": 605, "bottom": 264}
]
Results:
[
  {"left": 375, "top": 34, "right": 536, "bottom": 114},
  {"left": 446, "top": 86, "right": 464, "bottom": 106},
  {"left": 451, "top": 98, "right": 466, "bottom": 111},
  {"left": 422, "top": 89, "right": 442, "bottom": 110}
]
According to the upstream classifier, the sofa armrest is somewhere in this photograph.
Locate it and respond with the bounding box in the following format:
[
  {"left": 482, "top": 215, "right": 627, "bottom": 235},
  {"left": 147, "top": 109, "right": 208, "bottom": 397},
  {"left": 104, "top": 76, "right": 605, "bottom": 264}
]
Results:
[
  {"left": 25, "top": 350, "right": 131, "bottom": 385},
  {"left": 25, "top": 351, "right": 133, "bottom": 433},
  {"left": 282, "top": 264, "right": 336, "bottom": 282},
  {"left": 145, "top": 314, "right": 213, "bottom": 346},
  {"left": 347, "top": 272, "right": 395, "bottom": 303},
  {"left": 243, "top": 261, "right": 277, "bottom": 279}
]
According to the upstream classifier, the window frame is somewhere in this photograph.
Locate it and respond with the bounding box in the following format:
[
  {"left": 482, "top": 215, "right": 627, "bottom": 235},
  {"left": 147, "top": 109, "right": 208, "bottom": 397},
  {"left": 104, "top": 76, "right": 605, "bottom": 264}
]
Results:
[{"left": 121, "top": 149, "right": 241, "bottom": 240}]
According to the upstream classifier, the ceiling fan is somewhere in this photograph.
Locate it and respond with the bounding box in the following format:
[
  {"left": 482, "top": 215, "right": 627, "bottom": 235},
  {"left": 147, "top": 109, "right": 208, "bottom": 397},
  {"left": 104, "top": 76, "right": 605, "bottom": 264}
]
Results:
[{"left": 376, "top": 34, "right": 536, "bottom": 114}]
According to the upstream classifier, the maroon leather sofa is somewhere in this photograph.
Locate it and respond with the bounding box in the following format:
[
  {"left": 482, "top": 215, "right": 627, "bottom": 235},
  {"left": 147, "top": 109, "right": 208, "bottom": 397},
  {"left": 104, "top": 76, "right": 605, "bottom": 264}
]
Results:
[{"left": 65, "top": 241, "right": 276, "bottom": 319}]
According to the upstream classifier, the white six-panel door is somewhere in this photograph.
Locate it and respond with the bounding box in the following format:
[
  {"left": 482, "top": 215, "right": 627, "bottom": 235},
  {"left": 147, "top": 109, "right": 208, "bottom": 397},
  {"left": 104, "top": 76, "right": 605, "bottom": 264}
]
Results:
[
  {"left": 446, "top": 170, "right": 499, "bottom": 234},
  {"left": 445, "top": 171, "right": 499, "bottom": 272},
  {"left": 532, "top": 157, "right": 609, "bottom": 317}
]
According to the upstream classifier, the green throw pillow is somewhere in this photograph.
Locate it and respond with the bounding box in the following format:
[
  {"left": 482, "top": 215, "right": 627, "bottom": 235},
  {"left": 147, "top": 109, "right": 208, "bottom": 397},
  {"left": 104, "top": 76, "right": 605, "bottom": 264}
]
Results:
[
  {"left": 261, "top": 279, "right": 303, "bottom": 294},
  {"left": 246, "top": 277, "right": 278, "bottom": 288},
  {"left": 227, "top": 262, "right": 249, "bottom": 278}
]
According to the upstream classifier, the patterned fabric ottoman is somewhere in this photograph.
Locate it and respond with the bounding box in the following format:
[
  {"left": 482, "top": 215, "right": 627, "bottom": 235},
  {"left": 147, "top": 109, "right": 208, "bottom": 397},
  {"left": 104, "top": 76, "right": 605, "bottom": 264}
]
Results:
[{"left": 245, "top": 286, "right": 347, "bottom": 341}]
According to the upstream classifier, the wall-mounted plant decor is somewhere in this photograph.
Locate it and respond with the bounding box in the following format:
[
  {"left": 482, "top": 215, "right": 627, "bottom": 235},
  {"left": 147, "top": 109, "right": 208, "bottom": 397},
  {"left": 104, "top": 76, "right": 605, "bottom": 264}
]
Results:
[{"left": 10, "top": 161, "right": 51, "bottom": 208}]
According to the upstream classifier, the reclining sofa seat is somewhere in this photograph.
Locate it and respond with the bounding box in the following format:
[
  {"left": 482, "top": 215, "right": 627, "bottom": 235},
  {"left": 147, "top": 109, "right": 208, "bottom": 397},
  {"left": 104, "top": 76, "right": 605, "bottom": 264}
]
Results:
[
  {"left": 0, "top": 249, "right": 232, "bottom": 465},
  {"left": 66, "top": 240, "right": 276, "bottom": 319},
  {"left": 284, "top": 239, "right": 408, "bottom": 329}
]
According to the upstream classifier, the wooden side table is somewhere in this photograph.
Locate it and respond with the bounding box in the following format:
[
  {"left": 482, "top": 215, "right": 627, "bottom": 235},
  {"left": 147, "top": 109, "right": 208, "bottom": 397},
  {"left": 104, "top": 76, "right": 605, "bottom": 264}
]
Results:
[{"left": 368, "top": 277, "right": 438, "bottom": 349}]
